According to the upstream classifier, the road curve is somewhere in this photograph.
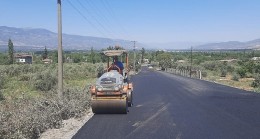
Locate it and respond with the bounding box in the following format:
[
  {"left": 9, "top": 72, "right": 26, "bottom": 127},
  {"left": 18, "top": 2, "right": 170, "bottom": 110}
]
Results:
[{"left": 73, "top": 67, "right": 260, "bottom": 139}]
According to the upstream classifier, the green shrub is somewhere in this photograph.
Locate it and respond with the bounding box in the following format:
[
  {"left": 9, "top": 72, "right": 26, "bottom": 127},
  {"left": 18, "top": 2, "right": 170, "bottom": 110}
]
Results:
[
  {"left": 201, "top": 71, "right": 207, "bottom": 77},
  {"left": 227, "top": 65, "right": 235, "bottom": 73},
  {"left": 236, "top": 68, "right": 247, "bottom": 78},
  {"left": 220, "top": 68, "right": 227, "bottom": 77},
  {"left": 0, "top": 63, "right": 97, "bottom": 138},
  {"left": 0, "top": 88, "right": 90, "bottom": 139},
  {"left": 19, "top": 74, "right": 32, "bottom": 81},
  {"left": 232, "top": 73, "right": 240, "bottom": 81},
  {"left": 0, "top": 74, "right": 5, "bottom": 89},
  {"left": 0, "top": 90, "right": 4, "bottom": 101},
  {"left": 63, "top": 63, "right": 98, "bottom": 80},
  {"left": 0, "top": 73, "right": 5, "bottom": 101},
  {"left": 32, "top": 70, "right": 57, "bottom": 91},
  {"left": 202, "top": 61, "right": 221, "bottom": 71},
  {"left": 251, "top": 74, "right": 260, "bottom": 88}
]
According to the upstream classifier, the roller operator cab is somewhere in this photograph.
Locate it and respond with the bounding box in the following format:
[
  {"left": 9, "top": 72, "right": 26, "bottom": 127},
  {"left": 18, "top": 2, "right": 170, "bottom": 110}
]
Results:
[{"left": 90, "top": 49, "right": 133, "bottom": 114}]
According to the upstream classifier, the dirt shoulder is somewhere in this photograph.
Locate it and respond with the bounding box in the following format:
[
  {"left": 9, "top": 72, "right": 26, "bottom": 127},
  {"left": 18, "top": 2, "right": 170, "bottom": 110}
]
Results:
[{"left": 40, "top": 109, "right": 94, "bottom": 139}]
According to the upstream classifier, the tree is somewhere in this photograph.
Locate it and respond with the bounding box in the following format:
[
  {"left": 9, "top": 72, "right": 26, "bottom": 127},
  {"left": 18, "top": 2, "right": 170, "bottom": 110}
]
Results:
[
  {"left": 106, "top": 45, "right": 124, "bottom": 50},
  {"left": 251, "top": 74, "right": 260, "bottom": 88},
  {"left": 107, "top": 46, "right": 114, "bottom": 50},
  {"left": 0, "top": 53, "right": 8, "bottom": 65},
  {"left": 42, "top": 46, "right": 48, "bottom": 59},
  {"left": 90, "top": 47, "right": 96, "bottom": 64},
  {"left": 141, "top": 47, "right": 145, "bottom": 63},
  {"left": 8, "top": 39, "right": 14, "bottom": 64},
  {"left": 53, "top": 51, "right": 58, "bottom": 63},
  {"left": 157, "top": 53, "right": 172, "bottom": 70},
  {"left": 100, "top": 49, "right": 107, "bottom": 63}
]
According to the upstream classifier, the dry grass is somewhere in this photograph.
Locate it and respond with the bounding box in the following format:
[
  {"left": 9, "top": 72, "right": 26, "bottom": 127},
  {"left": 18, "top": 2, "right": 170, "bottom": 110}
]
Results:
[
  {"left": 206, "top": 74, "right": 255, "bottom": 91},
  {"left": 0, "top": 88, "right": 91, "bottom": 139},
  {"left": 0, "top": 63, "right": 99, "bottom": 139}
]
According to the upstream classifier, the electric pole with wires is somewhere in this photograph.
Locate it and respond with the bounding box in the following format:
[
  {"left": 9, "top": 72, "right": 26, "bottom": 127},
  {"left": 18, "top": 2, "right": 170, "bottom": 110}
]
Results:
[
  {"left": 190, "top": 46, "right": 193, "bottom": 78},
  {"left": 57, "top": 0, "right": 63, "bottom": 99},
  {"left": 131, "top": 41, "right": 137, "bottom": 73}
]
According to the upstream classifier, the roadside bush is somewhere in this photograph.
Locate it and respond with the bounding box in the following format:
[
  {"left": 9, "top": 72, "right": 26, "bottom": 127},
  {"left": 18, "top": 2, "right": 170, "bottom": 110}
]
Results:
[
  {"left": 32, "top": 69, "right": 57, "bottom": 91},
  {"left": 0, "top": 90, "right": 4, "bottom": 101},
  {"left": 254, "top": 64, "right": 260, "bottom": 74},
  {"left": 0, "top": 74, "right": 5, "bottom": 101},
  {"left": 19, "top": 74, "right": 32, "bottom": 81},
  {"left": 0, "top": 87, "right": 90, "bottom": 139},
  {"left": 202, "top": 61, "right": 221, "bottom": 71},
  {"left": 251, "top": 74, "right": 260, "bottom": 88},
  {"left": 64, "top": 63, "right": 97, "bottom": 80},
  {"left": 227, "top": 65, "right": 235, "bottom": 73},
  {"left": 236, "top": 68, "right": 247, "bottom": 78},
  {"left": 201, "top": 71, "right": 207, "bottom": 78},
  {"left": 0, "top": 64, "right": 46, "bottom": 77},
  {"left": 0, "top": 98, "right": 62, "bottom": 139},
  {"left": 220, "top": 67, "right": 227, "bottom": 77},
  {"left": 232, "top": 73, "right": 240, "bottom": 81},
  {"left": 0, "top": 74, "right": 5, "bottom": 89}
]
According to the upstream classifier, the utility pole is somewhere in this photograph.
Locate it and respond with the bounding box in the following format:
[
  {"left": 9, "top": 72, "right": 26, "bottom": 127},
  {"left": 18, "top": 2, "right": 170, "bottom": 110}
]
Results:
[
  {"left": 57, "top": 0, "right": 63, "bottom": 99},
  {"left": 190, "top": 46, "right": 193, "bottom": 77},
  {"left": 131, "top": 41, "right": 136, "bottom": 73}
]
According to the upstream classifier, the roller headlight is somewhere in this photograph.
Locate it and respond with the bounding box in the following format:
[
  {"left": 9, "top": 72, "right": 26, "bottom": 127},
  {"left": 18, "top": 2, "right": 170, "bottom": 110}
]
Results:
[
  {"left": 114, "top": 86, "right": 120, "bottom": 91},
  {"left": 97, "top": 86, "right": 103, "bottom": 92}
]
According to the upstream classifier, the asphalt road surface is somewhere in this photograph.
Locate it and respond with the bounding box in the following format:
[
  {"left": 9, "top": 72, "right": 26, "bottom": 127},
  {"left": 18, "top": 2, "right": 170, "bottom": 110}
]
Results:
[{"left": 73, "top": 67, "right": 260, "bottom": 139}]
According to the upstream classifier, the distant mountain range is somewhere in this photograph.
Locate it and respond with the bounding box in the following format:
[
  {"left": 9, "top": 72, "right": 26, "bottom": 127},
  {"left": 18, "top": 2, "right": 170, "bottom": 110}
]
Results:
[
  {"left": 0, "top": 26, "right": 135, "bottom": 51},
  {"left": 195, "top": 39, "right": 260, "bottom": 50},
  {"left": 0, "top": 26, "right": 260, "bottom": 51},
  {"left": 149, "top": 39, "right": 260, "bottom": 50}
]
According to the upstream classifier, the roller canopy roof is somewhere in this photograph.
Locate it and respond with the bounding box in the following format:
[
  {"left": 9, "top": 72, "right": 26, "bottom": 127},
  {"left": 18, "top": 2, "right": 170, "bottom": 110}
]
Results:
[{"left": 103, "top": 50, "right": 127, "bottom": 57}]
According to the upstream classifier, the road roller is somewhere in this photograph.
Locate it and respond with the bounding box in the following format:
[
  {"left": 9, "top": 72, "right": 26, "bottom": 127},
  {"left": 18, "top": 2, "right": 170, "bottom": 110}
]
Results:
[{"left": 90, "top": 49, "right": 133, "bottom": 114}]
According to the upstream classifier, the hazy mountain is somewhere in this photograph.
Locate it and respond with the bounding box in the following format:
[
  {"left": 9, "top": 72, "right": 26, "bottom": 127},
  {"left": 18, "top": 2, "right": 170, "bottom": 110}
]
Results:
[
  {"left": 145, "top": 42, "right": 205, "bottom": 50},
  {"left": 0, "top": 26, "right": 135, "bottom": 51},
  {"left": 143, "top": 39, "right": 260, "bottom": 50},
  {"left": 1, "top": 26, "right": 260, "bottom": 51},
  {"left": 195, "top": 39, "right": 260, "bottom": 50}
]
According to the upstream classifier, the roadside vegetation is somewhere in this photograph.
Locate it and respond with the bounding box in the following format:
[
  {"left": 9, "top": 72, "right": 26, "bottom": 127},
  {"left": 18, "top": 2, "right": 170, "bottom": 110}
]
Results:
[
  {"left": 3, "top": 39, "right": 259, "bottom": 138},
  {"left": 145, "top": 49, "right": 260, "bottom": 92},
  {"left": 0, "top": 43, "right": 141, "bottom": 139},
  {"left": 0, "top": 63, "right": 99, "bottom": 139}
]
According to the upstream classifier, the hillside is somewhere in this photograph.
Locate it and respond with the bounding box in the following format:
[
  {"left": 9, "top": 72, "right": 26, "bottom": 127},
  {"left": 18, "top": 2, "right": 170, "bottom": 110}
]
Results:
[
  {"left": 1, "top": 26, "right": 260, "bottom": 51},
  {"left": 195, "top": 39, "right": 260, "bottom": 50},
  {"left": 0, "top": 26, "right": 133, "bottom": 51}
]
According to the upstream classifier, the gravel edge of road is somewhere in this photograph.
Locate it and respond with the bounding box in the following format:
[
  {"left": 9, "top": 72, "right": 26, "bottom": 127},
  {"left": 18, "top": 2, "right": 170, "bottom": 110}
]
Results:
[{"left": 39, "top": 109, "right": 94, "bottom": 139}]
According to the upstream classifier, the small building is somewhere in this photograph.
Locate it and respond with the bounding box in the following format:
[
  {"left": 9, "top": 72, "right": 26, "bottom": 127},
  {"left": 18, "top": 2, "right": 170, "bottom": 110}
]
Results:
[
  {"left": 143, "top": 58, "right": 149, "bottom": 64},
  {"left": 251, "top": 57, "right": 260, "bottom": 61},
  {"left": 177, "top": 60, "right": 186, "bottom": 63},
  {"left": 42, "top": 58, "right": 53, "bottom": 64},
  {"left": 15, "top": 54, "right": 32, "bottom": 64},
  {"left": 219, "top": 59, "right": 238, "bottom": 63}
]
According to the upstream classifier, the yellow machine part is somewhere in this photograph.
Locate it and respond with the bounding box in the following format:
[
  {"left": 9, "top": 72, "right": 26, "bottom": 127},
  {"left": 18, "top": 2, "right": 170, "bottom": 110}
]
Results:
[{"left": 91, "top": 97, "right": 128, "bottom": 114}]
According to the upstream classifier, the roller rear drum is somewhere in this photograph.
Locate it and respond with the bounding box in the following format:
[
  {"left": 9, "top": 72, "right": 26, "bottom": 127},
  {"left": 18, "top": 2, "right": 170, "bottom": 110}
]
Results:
[{"left": 91, "top": 98, "right": 128, "bottom": 114}]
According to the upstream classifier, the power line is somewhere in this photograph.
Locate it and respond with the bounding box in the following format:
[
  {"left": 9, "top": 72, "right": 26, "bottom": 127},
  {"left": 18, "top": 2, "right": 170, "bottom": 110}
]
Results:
[
  {"left": 86, "top": 0, "right": 129, "bottom": 39},
  {"left": 65, "top": 0, "right": 108, "bottom": 38},
  {"left": 66, "top": 0, "right": 131, "bottom": 42},
  {"left": 101, "top": 0, "right": 132, "bottom": 39},
  {"left": 85, "top": 0, "right": 116, "bottom": 35},
  {"left": 76, "top": 0, "right": 116, "bottom": 39}
]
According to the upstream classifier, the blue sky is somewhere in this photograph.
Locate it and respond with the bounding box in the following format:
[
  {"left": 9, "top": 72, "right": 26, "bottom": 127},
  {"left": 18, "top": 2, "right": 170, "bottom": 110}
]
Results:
[{"left": 1, "top": 0, "right": 260, "bottom": 44}]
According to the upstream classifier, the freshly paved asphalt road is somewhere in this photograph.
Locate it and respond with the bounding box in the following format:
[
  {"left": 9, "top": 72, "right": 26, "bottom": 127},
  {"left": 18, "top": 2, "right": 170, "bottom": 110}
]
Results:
[{"left": 73, "top": 67, "right": 260, "bottom": 139}]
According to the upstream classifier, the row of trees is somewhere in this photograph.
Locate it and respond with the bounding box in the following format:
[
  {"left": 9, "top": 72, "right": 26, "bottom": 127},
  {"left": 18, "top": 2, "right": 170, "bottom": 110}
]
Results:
[{"left": 0, "top": 41, "right": 146, "bottom": 73}]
